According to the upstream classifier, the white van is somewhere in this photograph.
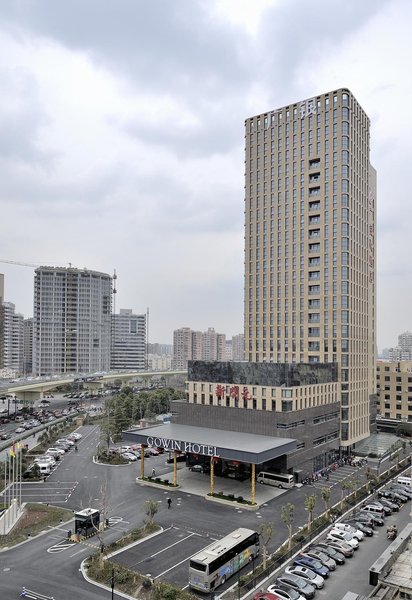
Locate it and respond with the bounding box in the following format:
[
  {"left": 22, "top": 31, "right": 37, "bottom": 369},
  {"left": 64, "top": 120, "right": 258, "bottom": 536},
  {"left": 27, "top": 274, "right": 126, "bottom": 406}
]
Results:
[
  {"left": 397, "top": 476, "right": 411, "bottom": 487},
  {"left": 37, "top": 462, "right": 51, "bottom": 475},
  {"left": 256, "top": 472, "right": 294, "bottom": 488},
  {"left": 361, "top": 504, "right": 385, "bottom": 516}
]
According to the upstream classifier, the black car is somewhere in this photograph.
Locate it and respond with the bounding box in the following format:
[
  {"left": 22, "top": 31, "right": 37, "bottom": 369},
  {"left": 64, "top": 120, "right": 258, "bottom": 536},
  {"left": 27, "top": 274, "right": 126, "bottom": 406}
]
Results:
[
  {"left": 378, "top": 490, "right": 404, "bottom": 504},
  {"left": 390, "top": 485, "right": 412, "bottom": 499},
  {"left": 311, "top": 543, "right": 345, "bottom": 564},
  {"left": 276, "top": 575, "right": 315, "bottom": 600},
  {"left": 358, "top": 511, "right": 384, "bottom": 526},
  {"left": 378, "top": 498, "right": 399, "bottom": 512},
  {"left": 345, "top": 520, "right": 374, "bottom": 536}
]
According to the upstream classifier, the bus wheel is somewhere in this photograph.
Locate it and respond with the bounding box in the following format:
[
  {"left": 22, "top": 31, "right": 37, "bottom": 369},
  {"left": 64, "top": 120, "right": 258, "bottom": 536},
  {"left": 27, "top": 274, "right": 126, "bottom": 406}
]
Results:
[
  {"left": 249, "top": 553, "right": 254, "bottom": 562},
  {"left": 278, "top": 484, "right": 283, "bottom": 489},
  {"left": 221, "top": 576, "right": 226, "bottom": 585}
]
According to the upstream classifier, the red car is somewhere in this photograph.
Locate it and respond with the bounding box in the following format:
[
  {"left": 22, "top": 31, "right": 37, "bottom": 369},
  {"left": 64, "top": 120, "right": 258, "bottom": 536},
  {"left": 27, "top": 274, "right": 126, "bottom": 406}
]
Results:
[{"left": 253, "top": 593, "right": 282, "bottom": 600}]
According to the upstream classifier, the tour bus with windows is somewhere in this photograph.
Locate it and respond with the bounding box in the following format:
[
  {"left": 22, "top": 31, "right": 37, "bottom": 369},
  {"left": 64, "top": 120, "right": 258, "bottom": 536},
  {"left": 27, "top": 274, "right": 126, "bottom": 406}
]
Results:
[
  {"left": 189, "top": 528, "right": 260, "bottom": 592},
  {"left": 256, "top": 471, "right": 294, "bottom": 488}
]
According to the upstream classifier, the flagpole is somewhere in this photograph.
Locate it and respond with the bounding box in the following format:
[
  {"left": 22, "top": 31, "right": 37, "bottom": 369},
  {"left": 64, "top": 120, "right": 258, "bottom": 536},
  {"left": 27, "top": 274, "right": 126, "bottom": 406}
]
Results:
[{"left": 19, "top": 445, "right": 22, "bottom": 508}]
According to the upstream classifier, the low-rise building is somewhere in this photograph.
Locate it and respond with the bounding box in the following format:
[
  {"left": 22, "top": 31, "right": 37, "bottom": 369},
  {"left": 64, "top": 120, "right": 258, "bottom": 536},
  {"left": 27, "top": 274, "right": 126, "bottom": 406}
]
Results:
[{"left": 376, "top": 360, "right": 412, "bottom": 422}]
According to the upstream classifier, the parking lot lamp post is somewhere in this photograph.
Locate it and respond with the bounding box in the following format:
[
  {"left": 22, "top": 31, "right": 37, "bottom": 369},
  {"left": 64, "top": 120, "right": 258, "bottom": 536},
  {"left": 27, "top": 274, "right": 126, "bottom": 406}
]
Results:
[{"left": 111, "top": 567, "right": 115, "bottom": 600}]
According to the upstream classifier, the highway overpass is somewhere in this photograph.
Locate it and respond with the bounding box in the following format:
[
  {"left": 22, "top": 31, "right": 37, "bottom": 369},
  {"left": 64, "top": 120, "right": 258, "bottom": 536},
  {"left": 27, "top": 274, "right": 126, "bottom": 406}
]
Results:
[{"left": 0, "top": 370, "right": 187, "bottom": 401}]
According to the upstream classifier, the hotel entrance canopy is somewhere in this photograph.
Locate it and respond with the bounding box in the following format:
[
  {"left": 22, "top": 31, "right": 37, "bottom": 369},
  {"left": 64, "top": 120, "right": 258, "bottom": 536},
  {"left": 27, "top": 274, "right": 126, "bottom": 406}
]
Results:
[{"left": 122, "top": 423, "right": 296, "bottom": 464}]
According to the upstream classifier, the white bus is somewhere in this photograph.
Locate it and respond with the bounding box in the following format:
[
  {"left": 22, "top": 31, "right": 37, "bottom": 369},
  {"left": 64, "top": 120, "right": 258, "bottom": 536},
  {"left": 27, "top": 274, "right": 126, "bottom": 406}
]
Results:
[
  {"left": 189, "top": 527, "right": 260, "bottom": 592},
  {"left": 256, "top": 471, "right": 294, "bottom": 488}
]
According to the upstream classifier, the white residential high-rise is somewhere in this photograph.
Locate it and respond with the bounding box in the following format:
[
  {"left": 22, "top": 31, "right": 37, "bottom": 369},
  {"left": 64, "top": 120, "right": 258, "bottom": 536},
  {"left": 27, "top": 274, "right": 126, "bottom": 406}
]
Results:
[
  {"left": 33, "top": 266, "right": 112, "bottom": 375},
  {"left": 111, "top": 309, "right": 146, "bottom": 371},
  {"left": 244, "top": 88, "right": 376, "bottom": 446},
  {"left": 2, "top": 302, "right": 24, "bottom": 375}
]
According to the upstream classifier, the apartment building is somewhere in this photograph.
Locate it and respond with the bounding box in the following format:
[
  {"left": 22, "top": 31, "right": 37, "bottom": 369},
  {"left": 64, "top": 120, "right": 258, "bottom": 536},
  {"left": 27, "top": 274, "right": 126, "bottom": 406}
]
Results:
[
  {"left": 376, "top": 361, "right": 412, "bottom": 422},
  {"left": 1, "top": 302, "right": 24, "bottom": 375},
  {"left": 33, "top": 266, "right": 112, "bottom": 375},
  {"left": 244, "top": 88, "right": 376, "bottom": 446},
  {"left": 172, "top": 327, "right": 226, "bottom": 369},
  {"left": 23, "top": 318, "right": 33, "bottom": 375},
  {"left": 111, "top": 309, "right": 146, "bottom": 371}
]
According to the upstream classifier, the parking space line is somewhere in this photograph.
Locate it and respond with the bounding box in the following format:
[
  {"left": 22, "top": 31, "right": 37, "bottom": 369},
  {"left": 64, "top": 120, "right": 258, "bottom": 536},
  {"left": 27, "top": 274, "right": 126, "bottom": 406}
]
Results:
[
  {"left": 154, "top": 549, "right": 203, "bottom": 580},
  {"left": 149, "top": 532, "right": 197, "bottom": 560}
]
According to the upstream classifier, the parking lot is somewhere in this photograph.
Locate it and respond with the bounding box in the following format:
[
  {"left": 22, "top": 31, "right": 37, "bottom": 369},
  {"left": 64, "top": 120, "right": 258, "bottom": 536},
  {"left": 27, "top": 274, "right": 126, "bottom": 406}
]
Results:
[{"left": 111, "top": 526, "right": 217, "bottom": 589}]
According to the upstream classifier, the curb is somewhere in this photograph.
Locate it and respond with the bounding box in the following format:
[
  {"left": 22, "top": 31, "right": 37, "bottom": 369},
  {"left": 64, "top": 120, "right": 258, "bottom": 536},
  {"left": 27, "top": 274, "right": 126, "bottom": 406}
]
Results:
[
  {"left": 81, "top": 558, "right": 136, "bottom": 600},
  {"left": 205, "top": 494, "right": 260, "bottom": 511},
  {"left": 92, "top": 456, "right": 133, "bottom": 467},
  {"left": 0, "top": 513, "right": 74, "bottom": 553},
  {"left": 136, "top": 477, "right": 180, "bottom": 490}
]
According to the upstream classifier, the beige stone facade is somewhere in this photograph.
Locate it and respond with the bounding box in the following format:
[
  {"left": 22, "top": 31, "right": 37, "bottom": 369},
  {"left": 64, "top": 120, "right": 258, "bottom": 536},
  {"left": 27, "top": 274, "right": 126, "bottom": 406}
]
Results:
[
  {"left": 187, "top": 379, "right": 338, "bottom": 412},
  {"left": 376, "top": 360, "right": 412, "bottom": 422},
  {"left": 244, "top": 88, "right": 376, "bottom": 446}
]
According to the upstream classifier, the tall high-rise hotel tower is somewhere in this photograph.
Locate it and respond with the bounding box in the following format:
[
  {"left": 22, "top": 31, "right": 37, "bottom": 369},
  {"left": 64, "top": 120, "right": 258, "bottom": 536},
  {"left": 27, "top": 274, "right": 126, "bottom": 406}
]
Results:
[{"left": 244, "top": 89, "right": 376, "bottom": 447}]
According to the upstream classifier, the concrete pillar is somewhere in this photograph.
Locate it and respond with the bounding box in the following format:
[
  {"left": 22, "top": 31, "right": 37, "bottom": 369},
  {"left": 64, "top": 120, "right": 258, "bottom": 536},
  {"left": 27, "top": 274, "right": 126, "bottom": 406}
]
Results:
[
  {"left": 173, "top": 451, "right": 177, "bottom": 486},
  {"left": 141, "top": 445, "right": 145, "bottom": 479},
  {"left": 251, "top": 463, "right": 256, "bottom": 504},
  {"left": 210, "top": 456, "right": 215, "bottom": 496}
]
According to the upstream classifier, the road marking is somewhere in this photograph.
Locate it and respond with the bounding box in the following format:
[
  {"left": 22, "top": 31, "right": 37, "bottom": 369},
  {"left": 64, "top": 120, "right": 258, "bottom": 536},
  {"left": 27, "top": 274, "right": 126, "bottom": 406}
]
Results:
[
  {"left": 20, "top": 587, "right": 55, "bottom": 599},
  {"left": 47, "top": 539, "right": 75, "bottom": 553},
  {"left": 148, "top": 532, "right": 197, "bottom": 561},
  {"left": 155, "top": 548, "right": 205, "bottom": 580},
  {"left": 70, "top": 547, "right": 87, "bottom": 557},
  {"left": 108, "top": 516, "right": 124, "bottom": 526}
]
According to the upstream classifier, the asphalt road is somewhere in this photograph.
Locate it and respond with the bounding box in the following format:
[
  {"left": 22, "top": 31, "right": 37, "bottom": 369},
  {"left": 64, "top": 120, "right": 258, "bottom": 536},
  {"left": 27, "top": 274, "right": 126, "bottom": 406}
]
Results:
[{"left": 0, "top": 425, "right": 410, "bottom": 600}]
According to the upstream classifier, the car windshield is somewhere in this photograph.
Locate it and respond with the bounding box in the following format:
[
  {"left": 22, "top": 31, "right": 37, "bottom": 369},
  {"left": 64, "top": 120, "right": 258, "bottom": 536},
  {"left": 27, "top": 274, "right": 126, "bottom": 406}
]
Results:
[
  {"left": 342, "top": 532, "right": 352, "bottom": 541},
  {"left": 311, "top": 560, "right": 322, "bottom": 569}
]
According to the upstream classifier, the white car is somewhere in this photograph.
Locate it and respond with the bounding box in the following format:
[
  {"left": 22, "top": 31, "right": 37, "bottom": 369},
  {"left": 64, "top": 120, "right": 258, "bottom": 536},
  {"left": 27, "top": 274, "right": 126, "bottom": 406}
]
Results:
[
  {"left": 334, "top": 522, "right": 364, "bottom": 541},
  {"left": 267, "top": 585, "right": 305, "bottom": 600},
  {"left": 34, "top": 455, "right": 56, "bottom": 466},
  {"left": 69, "top": 432, "right": 82, "bottom": 440},
  {"left": 327, "top": 528, "right": 359, "bottom": 549},
  {"left": 46, "top": 447, "right": 65, "bottom": 457},
  {"left": 284, "top": 565, "right": 324, "bottom": 589},
  {"left": 121, "top": 452, "right": 137, "bottom": 462}
]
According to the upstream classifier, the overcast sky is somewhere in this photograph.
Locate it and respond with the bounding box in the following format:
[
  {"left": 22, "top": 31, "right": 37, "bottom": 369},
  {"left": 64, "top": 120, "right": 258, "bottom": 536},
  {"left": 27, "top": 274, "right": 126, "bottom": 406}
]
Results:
[{"left": 0, "top": 0, "right": 411, "bottom": 349}]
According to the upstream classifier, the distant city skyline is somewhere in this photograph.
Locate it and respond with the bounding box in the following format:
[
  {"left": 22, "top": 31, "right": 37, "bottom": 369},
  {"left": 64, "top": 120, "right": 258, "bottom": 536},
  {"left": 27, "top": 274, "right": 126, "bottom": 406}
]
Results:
[{"left": 0, "top": 2, "right": 411, "bottom": 348}]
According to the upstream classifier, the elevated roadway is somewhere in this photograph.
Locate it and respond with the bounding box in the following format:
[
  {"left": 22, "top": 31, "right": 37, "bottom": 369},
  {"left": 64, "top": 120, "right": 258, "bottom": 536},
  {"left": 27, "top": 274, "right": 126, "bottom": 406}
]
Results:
[{"left": 0, "top": 369, "right": 187, "bottom": 401}]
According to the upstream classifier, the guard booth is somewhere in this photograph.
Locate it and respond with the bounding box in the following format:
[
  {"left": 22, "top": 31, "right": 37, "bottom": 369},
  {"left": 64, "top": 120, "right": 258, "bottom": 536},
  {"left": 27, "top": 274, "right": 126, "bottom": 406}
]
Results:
[{"left": 74, "top": 508, "right": 100, "bottom": 537}]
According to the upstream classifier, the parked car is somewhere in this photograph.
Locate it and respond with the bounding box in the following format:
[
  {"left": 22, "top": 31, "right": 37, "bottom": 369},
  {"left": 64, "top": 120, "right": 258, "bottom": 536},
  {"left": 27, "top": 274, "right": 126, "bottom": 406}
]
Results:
[
  {"left": 333, "top": 522, "right": 364, "bottom": 541},
  {"left": 0, "top": 432, "right": 11, "bottom": 440},
  {"left": 189, "top": 464, "right": 206, "bottom": 473},
  {"left": 267, "top": 585, "right": 305, "bottom": 600},
  {"left": 390, "top": 485, "right": 412, "bottom": 499},
  {"left": 345, "top": 520, "right": 374, "bottom": 537},
  {"left": 326, "top": 529, "right": 359, "bottom": 550},
  {"left": 121, "top": 452, "right": 138, "bottom": 462},
  {"left": 304, "top": 548, "right": 336, "bottom": 570},
  {"left": 358, "top": 511, "right": 385, "bottom": 526},
  {"left": 275, "top": 574, "right": 315, "bottom": 600},
  {"left": 46, "top": 447, "right": 65, "bottom": 457},
  {"left": 378, "top": 490, "right": 404, "bottom": 504},
  {"left": 285, "top": 565, "right": 324, "bottom": 589},
  {"left": 293, "top": 554, "right": 329, "bottom": 577},
  {"left": 354, "top": 513, "right": 376, "bottom": 528},
  {"left": 365, "top": 501, "right": 391, "bottom": 515},
  {"left": 253, "top": 594, "right": 282, "bottom": 600},
  {"left": 378, "top": 498, "right": 399, "bottom": 512},
  {"left": 317, "top": 538, "right": 353, "bottom": 557},
  {"left": 56, "top": 438, "right": 75, "bottom": 446},
  {"left": 15, "top": 427, "right": 25, "bottom": 433},
  {"left": 310, "top": 543, "right": 345, "bottom": 564}
]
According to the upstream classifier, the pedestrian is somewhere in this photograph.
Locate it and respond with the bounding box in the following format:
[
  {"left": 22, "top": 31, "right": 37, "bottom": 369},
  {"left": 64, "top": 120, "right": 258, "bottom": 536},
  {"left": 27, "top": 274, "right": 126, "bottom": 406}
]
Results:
[
  {"left": 167, "top": 497, "right": 172, "bottom": 509},
  {"left": 152, "top": 468, "right": 156, "bottom": 477}
]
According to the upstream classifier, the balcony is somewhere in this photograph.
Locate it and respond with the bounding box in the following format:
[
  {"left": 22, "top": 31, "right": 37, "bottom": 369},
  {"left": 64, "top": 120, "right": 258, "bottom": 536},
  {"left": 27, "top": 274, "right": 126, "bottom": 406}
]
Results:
[
  {"left": 308, "top": 243, "right": 320, "bottom": 253},
  {"left": 308, "top": 314, "right": 320, "bottom": 323},
  {"left": 308, "top": 300, "right": 320, "bottom": 308},
  {"left": 308, "top": 229, "right": 321, "bottom": 239},
  {"left": 309, "top": 258, "right": 320, "bottom": 267},
  {"left": 308, "top": 286, "right": 320, "bottom": 295},
  {"left": 309, "top": 159, "right": 321, "bottom": 169},
  {"left": 309, "top": 187, "right": 321, "bottom": 197},
  {"left": 308, "top": 271, "right": 320, "bottom": 280},
  {"left": 309, "top": 216, "right": 321, "bottom": 225},
  {"left": 309, "top": 173, "right": 321, "bottom": 183},
  {"left": 309, "top": 202, "right": 321, "bottom": 212},
  {"left": 308, "top": 327, "right": 320, "bottom": 337}
]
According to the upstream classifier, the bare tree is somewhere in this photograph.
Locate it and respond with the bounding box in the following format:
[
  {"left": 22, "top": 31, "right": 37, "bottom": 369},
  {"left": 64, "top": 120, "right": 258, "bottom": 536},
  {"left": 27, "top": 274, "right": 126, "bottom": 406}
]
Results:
[
  {"left": 258, "top": 521, "right": 275, "bottom": 570},
  {"left": 281, "top": 503, "right": 295, "bottom": 550}
]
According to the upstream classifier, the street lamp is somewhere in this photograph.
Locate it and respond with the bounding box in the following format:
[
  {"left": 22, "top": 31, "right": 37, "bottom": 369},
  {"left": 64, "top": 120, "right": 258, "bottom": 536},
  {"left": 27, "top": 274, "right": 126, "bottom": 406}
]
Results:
[{"left": 111, "top": 566, "right": 115, "bottom": 600}]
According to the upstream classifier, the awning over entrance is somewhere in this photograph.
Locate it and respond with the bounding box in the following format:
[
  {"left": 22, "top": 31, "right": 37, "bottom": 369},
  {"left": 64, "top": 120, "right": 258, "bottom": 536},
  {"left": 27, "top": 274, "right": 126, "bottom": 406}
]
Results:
[{"left": 122, "top": 423, "right": 296, "bottom": 464}]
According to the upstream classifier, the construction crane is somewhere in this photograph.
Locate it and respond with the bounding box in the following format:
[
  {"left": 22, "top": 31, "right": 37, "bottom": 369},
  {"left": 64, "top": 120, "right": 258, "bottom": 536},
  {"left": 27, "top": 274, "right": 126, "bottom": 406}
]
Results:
[{"left": 0, "top": 259, "right": 44, "bottom": 267}]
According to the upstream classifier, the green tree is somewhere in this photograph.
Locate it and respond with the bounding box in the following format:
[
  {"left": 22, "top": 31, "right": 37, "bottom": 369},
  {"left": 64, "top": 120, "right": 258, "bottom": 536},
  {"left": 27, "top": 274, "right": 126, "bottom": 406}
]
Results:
[
  {"left": 145, "top": 500, "right": 160, "bottom": 525},
  {"left": 281, "top": 503, "right": 295, "bottom": 550},
  {"left": 304, "top": 494, "right": 317, "bottom": 532},
  {"left": 258, "top": 521, "right": 275, "bottom": 570},
  {"left": 339, "top": 479, "right": 351, "bottom": 510},
  {"left": 321, "top": 487, "right": 331, "bottom": 517},
  {"left": 100, "top": 420, "right": 118, "bottom": 450}
]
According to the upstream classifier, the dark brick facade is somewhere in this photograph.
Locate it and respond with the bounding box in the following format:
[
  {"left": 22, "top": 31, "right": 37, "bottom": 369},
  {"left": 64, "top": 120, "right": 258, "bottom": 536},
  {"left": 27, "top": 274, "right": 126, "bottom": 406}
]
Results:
[{"left": 172, "top": 399, "right": 340, "bottom": 479}]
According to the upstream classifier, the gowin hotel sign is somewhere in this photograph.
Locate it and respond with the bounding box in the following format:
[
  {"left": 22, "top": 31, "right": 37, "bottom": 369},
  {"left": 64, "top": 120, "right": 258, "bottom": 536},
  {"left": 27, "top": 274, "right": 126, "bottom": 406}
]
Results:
[{"left": 146, "top": 436, "right": 218, "bottom": 457}]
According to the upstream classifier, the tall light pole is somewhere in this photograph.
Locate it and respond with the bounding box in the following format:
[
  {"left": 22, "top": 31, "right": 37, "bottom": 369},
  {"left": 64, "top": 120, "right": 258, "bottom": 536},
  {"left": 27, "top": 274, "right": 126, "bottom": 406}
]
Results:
[{"left": 111, "top": 566, "right": 115, "bottom": 600}]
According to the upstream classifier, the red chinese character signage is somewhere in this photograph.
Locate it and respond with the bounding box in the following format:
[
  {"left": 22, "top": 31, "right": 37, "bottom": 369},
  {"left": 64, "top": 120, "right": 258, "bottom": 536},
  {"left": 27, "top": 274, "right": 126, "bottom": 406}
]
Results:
[
  {"left": 215, "top": 384, "right": 225, "bottom": 399},
  {"left": 230, "top": 385, "right": 239, "bottom": 400}
]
